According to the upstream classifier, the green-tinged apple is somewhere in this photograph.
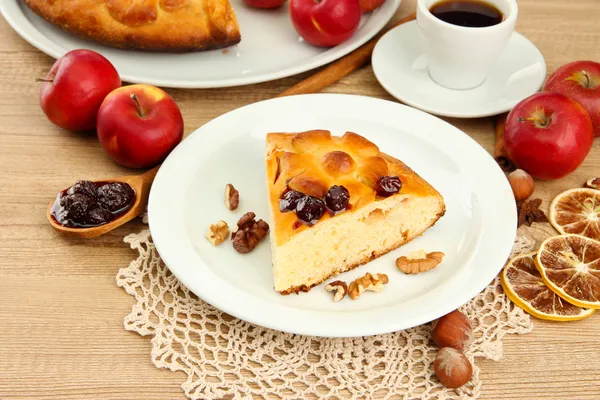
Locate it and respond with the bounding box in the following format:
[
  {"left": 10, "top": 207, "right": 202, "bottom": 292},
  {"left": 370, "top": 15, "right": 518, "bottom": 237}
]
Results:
[
  {"left": 290, "top": 0, "right": 362, "bottom": 47},
  {"left": 39, "top": 49, "right": 121, "bottom": 132},
  {"left": 96, "top": 84, "right": 183, "bottom": 169},
  {"left": 504, "top": 92, "right": 594, "bottom": 180},
  {"left": 543, "top": 60, "right": 600, "bottom": 137}
]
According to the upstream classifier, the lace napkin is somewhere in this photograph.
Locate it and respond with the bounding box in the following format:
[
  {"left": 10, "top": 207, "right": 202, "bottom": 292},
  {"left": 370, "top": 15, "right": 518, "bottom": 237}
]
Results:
[{"left": 116, "top": 227, "right": 535, "bottom": 400}]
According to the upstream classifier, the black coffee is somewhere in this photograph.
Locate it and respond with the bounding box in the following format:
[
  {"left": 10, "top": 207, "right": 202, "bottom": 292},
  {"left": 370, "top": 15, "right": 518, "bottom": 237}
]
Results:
[{"left": 430, "top": 0, "right": 503, "bottom": 28}]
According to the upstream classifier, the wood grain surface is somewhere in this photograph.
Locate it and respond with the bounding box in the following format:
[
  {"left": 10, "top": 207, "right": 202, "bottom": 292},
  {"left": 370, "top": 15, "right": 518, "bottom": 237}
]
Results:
[{"left": 1, "top": 0, "right": 600, "bottom": 398}]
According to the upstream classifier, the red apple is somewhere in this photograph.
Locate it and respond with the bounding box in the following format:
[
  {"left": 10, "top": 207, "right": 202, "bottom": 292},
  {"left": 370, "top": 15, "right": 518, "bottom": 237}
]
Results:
[
  {"left": 244, "top": 0, "right": 286, "bottom": 8},
  {"left": 504, "top": 92, "right": 594, "bottom": 180},
  {"left": 39, "top": 49, "right": 121, "bottom": 132},
  {"left": 543, "top": 60, "right": 600, "bottom": 137},
  {"left": 290, "top": 0, "right": 362, "bottom": 47},
  {"left": 359, "top": 0, "right": 385, "bottom": 13},
  {"left": 96, "top": 84, "right": 183, "bottom": 169}
]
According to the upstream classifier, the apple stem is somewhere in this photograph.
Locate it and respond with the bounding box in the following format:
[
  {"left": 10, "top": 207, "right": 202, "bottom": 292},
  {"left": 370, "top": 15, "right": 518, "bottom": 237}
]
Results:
[
  {"left": 35, "top": 78, "right": 54, "bottom": 83},
  {"left": 521, "top": 108, "right": 552, "bottom": 129},
  {"left": 131, "top": 93, "right": 144, "bottom": 118},
  {"left": 581, "top": 70, "right": 592, "bottom": 88}
]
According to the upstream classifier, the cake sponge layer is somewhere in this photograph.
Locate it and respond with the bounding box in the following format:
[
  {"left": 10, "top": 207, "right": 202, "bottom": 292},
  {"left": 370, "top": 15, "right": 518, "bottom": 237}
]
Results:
[{"left": 272, "top": 194, "right": 445, "bottom": 294}]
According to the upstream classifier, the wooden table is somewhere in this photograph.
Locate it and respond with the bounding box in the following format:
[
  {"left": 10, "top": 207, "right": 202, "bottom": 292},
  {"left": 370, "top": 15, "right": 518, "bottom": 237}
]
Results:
[{"left": 1, "top": 0, "right": 599, "bottom": 398}]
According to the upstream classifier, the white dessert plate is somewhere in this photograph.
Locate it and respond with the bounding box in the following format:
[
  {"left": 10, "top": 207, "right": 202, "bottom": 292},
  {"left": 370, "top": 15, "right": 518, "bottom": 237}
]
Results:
[
  {"left": 1, "top": 0, "right": 400, "bottom": 89},
  {"left": 148, "top": 93, "right": 517, "bottom": 338},
  {"left": 372, "top": 21, "right": 546, "bottom": 118}
]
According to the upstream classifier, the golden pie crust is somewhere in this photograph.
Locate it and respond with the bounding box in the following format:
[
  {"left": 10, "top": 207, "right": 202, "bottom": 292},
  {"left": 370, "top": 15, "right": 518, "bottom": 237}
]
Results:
[
  {"left": 266, "top": 130, "right": 444, "bottom": 247},
  {"left": 24, "top": 0, "right": 241, "bottom": 52}
]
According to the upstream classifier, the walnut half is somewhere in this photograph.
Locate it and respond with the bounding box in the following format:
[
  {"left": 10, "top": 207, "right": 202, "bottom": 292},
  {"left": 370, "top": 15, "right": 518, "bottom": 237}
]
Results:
[
  {"left": 206, "top": 221, "right": 230, "bottom": 246},
  {"left": 396, "top": 250, "right": 444, "bottom": 274},
  {"left": 224, "top": 183, "right": 239, "bottom": 211},
  {"left": 325, "top": 280, "right": 348, "bottom": 302},
  {"left": 348, "top": 272, "right": 389, "bottom": 300}
]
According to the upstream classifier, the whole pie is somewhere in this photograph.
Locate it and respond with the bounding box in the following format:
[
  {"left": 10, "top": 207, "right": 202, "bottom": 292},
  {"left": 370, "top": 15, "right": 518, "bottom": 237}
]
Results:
[
  {"left": 23, "top": 0, "right": 241, "bottom": 52},
  {"left": 265, "top": 130, "right": 446, "bottom": 295}
]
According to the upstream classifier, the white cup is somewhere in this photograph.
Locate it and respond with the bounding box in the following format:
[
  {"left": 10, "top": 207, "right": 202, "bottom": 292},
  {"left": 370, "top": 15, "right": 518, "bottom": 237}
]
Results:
[{"left": 416, "top": 0, "right": 518, "bottom": 90}]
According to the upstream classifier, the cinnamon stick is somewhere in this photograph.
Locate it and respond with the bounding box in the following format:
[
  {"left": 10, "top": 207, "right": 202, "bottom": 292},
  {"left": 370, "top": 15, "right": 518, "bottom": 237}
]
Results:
[
  {"left": 494, "top": 113, "right": 516, "bottom": 172},
  {"left": 277, "top": 12, "right": 417, "bottom": 97}
]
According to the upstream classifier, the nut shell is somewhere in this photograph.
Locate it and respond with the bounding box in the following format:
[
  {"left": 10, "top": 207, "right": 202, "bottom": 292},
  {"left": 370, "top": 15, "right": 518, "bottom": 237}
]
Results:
[
  {"left": 434, "top": 347, "right": 473, "bottom": 389},
  {"left": 431, "top": 310, "right": 473, "bottom": 351},
  {"left": 584, "top": 178, "right": 600, "bottom": 190}
]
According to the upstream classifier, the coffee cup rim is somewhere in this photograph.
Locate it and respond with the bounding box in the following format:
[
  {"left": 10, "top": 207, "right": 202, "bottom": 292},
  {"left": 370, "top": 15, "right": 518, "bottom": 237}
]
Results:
[{"left": 417, "top": 0, "right": 518, "bottom": 32}]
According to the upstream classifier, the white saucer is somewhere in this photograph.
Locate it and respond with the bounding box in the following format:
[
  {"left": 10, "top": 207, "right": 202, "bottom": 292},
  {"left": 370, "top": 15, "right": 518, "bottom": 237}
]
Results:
[{"left": 372, "top": 21, "right": 546, "bottom": 118}]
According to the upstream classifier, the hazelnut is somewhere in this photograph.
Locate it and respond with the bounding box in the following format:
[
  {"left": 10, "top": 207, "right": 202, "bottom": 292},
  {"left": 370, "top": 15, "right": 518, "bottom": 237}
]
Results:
[
  {"left": 584, "top": 178, "right": 600, "bottom": 190},
  {"left": 508, "top": 169, "right": 535, "bottom": 201},
  {"left": 431, "top": 310, "right": 473, "bottom": 351},
  {"left": 434, "top": 347, "right": 473, "bottom": 389}
]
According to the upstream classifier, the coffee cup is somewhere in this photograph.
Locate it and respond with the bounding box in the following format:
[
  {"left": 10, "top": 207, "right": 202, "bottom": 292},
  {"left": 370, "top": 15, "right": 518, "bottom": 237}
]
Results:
[{"left": 416, "top": 0, "right": 518, "bottom": 90}]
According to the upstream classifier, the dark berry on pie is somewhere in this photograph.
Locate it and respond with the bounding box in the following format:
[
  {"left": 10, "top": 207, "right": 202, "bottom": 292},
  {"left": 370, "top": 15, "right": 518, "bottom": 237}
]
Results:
[
  {"left": 295, "top": 195, "right": 325, "bottom": 225},
  {"left": 324, "top": 185, "right": 350, "bottom": 212},
  {"left": 280, "top": 189, "right": 305, "bottom": 213},
  {"left": 375, "top": 176, "right": 402, "bottom": 197}
]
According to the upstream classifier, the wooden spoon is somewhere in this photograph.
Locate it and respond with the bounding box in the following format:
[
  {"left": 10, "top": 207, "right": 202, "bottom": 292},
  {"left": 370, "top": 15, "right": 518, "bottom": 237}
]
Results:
[{"left": 46, "top": 166, "right": 159, "bottom": 238}]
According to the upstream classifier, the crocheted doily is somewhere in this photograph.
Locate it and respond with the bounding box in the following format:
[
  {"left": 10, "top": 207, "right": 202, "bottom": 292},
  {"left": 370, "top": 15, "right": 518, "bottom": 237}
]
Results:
[{"left": 116, "top": 230, "right": 535, "bottom": 400}]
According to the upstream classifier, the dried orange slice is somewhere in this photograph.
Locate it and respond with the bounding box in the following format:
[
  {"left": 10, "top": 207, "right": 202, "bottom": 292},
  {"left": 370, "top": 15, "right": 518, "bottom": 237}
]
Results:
[
  {"left": 536, "top": 234, "right": 600, "bottom": 309},
  {"left": 549, "top": 188, "right": 600, "bottom": 241},
  {"left": 501, "top": 252, "right": 594, "bottom": 321}
]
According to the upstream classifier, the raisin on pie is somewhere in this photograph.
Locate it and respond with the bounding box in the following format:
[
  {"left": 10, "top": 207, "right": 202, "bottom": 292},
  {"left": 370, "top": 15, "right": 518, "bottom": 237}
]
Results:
[
  {"left": 23, "top": 0, "right": 241, "bottom": 52},
  {"left": 265, "top": 130, "right": 446, "bottom": 295}
]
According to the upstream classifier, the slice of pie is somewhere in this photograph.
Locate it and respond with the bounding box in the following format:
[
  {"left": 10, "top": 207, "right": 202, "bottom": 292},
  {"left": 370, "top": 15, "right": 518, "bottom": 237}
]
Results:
[
  {"left": 23, "top": 0, "right": 241, "bottom": 52},
  {"left": 265, "top": 130, "right": 446, "bottom": 295}
]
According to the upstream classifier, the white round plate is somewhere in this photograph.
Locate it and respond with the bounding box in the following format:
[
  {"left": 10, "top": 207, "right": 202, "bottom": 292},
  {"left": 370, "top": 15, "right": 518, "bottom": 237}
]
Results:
[
  {"left": 1, "top": 0, "right": 400, "bottom": 88},
  {"left": 148, "top": 94, "right": 517, "bottom": 338},
  {"left": 372, "top": 21, "right": 546, "bottom": 118}
]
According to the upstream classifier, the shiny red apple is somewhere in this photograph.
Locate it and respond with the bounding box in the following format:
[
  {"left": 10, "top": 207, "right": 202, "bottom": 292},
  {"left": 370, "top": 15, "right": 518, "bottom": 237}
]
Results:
[
  {"left": 39, "top": 49, "right": 121, "bottom": 132},
  {"left": 244, "top": 0, "right": 285, "bottom": 8},
  {"left": 96, "top": 84, "right": 184, "bottom": 169},
  {"left": 543, "top": 60, "right": 600, "bottom": 137},
  {"left": 290, "top": 0, "right": 362, "bottom": 47},
  {"left": 504, "top": 92, "right": 594, "bottom": 180}
]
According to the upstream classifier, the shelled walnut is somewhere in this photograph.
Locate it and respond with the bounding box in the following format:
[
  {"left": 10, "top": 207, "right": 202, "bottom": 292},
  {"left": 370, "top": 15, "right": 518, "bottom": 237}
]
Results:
[
  {"left": 348, "top": 272, "right": 388, "bottom": 300},
  {"left": 231, "top": 212, "right": 269, "bottom": 254},
  {"left": 396, "top": 250, "right": 444, "bottom": 274},
  {"left": 205, "top": 221, "right": 230, "bottom": 246},
  {"left": 325, "top": 281, "right": 348, "bottom": 302},
  {"left": 225, "top": 183, "right": 239, "bottom": 211}
]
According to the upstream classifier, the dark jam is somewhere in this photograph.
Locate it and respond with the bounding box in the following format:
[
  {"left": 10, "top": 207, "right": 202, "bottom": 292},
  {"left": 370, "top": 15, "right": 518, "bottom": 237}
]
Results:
[{"left": 51, "top": 180, "right": 135, "bottom": 228}]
